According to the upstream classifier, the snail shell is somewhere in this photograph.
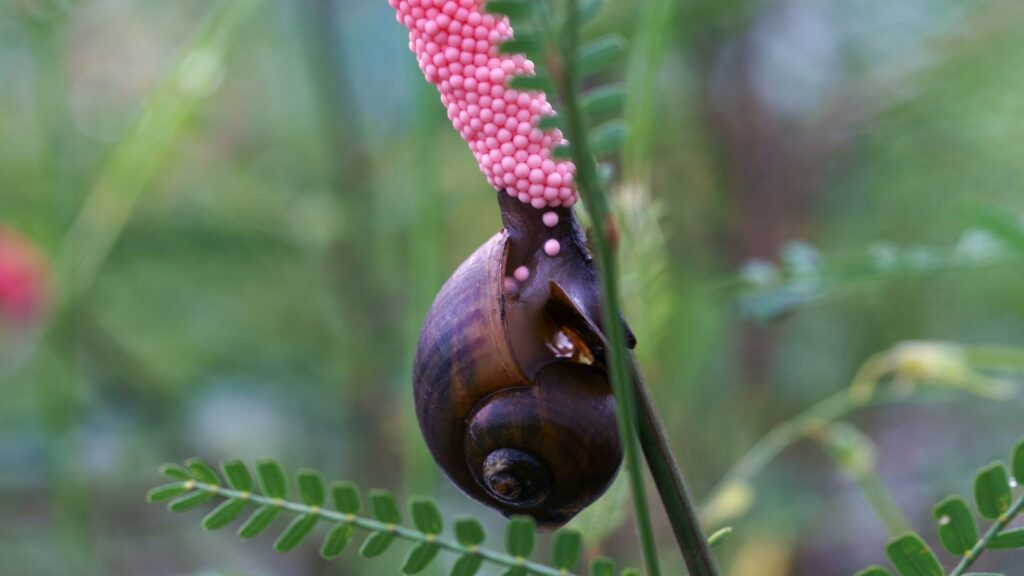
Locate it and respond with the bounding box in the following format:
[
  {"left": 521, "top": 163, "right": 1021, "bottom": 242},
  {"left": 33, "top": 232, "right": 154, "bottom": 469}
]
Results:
[{"left": 413, "top": 192, "right": 634, "bottom": 527}]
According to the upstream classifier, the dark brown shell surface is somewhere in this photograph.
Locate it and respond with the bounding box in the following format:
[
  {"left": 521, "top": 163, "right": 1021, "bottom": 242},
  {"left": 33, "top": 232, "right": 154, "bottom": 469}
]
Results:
[
  {"left": 413, "top": 192, "right": 629, "bottom": 526},
  {"left": 462, "top": 362, "right": 621, "bottom": 526}
]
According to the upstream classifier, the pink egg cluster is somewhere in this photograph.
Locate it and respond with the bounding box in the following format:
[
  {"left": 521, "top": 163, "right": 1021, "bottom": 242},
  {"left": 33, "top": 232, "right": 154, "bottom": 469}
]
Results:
[
  {"left": 0, "top": 227, "right": 49, "bottom": 325},
  {"left": 389, "top": 0, "right": 577, "bottom": 209}
]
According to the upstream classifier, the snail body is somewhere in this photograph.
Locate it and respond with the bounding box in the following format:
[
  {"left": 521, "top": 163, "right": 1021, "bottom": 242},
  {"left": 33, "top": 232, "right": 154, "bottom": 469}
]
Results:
[{"left": 414, "top": 193, "right": 634, "bottom": 527}]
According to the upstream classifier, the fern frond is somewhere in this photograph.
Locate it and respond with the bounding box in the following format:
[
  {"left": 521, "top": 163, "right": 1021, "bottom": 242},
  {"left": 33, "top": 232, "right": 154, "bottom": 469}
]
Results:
[{"left": 148, "top": 458, "right": 636, "bottom": 576}]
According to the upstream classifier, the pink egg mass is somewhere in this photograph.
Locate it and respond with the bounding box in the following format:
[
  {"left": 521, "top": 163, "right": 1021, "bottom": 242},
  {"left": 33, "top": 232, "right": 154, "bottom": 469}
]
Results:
[{"left": 389, "top": 0, "right": 578, "bottom": 209}]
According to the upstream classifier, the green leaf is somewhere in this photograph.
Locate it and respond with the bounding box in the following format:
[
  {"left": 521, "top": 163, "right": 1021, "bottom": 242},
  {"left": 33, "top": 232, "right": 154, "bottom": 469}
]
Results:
[
  {"left": 506, "top": 516, "right": 536, "bottom": 558},
  {"left": 202, "top": 498, "right": 248, "bottom": 530},
  {"left": 885, "top": 534, "right": 943, "bottom": 576},
  {"left": 591, "top": 557, "right": 615, "bottom": 576},
  {"left": 989, "top": 528, "right": 1024, "bottom": 549},
  {"left": 576, "top": 35, "right": 626, "bottom": 76},
  {"left": 147, "top": 482, "right": 189, "bottom": 503},
  {"left": 332, "top": 481, "right": 361, "bottom": 514},
  {"left": 621, "top": 570, "right": 641, "bottom": 576},
  {"left": 502, "top": 568, "right": 527, "bottom": 576},
  {"left": 579, "top": 0, "right": 605, "bottom": 23},
  {"left": 553, "top": 145, "right": 573, "bottom": 160},
  {"left": 708, "top": 526, "right": 734, "bottom": 549},
  {"left": 275, "top": 513, "right": 318, "bottom": 553},
  {"left": 509, "top": 75, "right": 555, "bottom": 93},
  {"left": 975, "top": 462, "right": 1012, "bottom": 519},
  {"left": 590, "top": 121, "right": 627, "bottom": 157},
  {"left": 256, "top": 459, "right": 288, "bottom": 499},
  {"left": 933, "top": 496, "right": 979, "bottom": 555},
  {"left": 582, "top": 85, "right": 627, "bottom": 117},
  {"left": 410, "top": 497, "right": 443, "bottom": 534},
  {"left": 537, "top": 115, "right": 562, "bottom": 131},
  {"left": 238, "top": 505, "right": 280, "bottom": 539},
  {"left": 455, "top": 517, "right": 486, "bottom": 546},
  {"left": 484, "top": 0, "right": 533, "bottom": 19},
  {"left": 854, "top": 567, "right": 892, "bottom": 576},
  {"left": 159, "top": 463, "right": 192, "bottom": 481},
  {"left": 167, "top": 490, "right": 214, "bottom": 512},
  {"left": 370, "top": 490, "right": 402, "bottom": 524},
  {"left": 451, "top": 554, "right": 483, "bottom": 576},
  {"left": 402, "top": 542, "right": 440, "bottom": 574},
  {"left": 552, "top": 529, "right": 582, "bottom": 569},
  {"left": 499, "top": 38, "right": 544, "bottom": 57},
  {"left": 186, "top": 458, "right": 221, "bottom": 485},
  {"left": 320, "top": 522, "right": 355, "bottom": 558},
  {"left": 297, "top": 469, "right": 326, "bottom": 506},
  {"left": 1012, "top": 438, "right": 1024, "bottom": 486},
  {"left": 222, "top": 460, "right": 254, "bottom": 492},
  {"left": 359, "top": 530, "right": 396, "bottom": 558}
]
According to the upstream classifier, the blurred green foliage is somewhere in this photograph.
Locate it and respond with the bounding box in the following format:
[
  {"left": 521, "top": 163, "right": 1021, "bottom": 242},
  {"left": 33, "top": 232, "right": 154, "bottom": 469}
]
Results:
[{"left": 1, "top": 0, "right": 1023, "bottom": 574}]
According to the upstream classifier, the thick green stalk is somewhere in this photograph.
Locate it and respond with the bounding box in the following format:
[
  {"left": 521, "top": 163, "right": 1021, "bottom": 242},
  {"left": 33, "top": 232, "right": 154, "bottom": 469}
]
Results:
[
  {"left": 182, "top": 482, "right": 576, "bottom": 576},
  {"left": 630, "top": 360, "right": 722, "bottom": 576},
  {"left": 949, "top": 491, "right": 1024, "bottom": 576}
]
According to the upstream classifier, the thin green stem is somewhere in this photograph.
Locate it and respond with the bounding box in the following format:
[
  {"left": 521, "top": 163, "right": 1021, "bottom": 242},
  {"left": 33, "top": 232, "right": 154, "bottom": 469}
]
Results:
[
  {"left": 184, "top": 482, "right": 574, "bottom": 576},
  {"left": 709, "top": 391, "right": 857, "bottom": 506},
  {"left": 554, "top": 1, "right": 722, "bottom": 574},
  {"left": 949, "top": 491, "right": 1024, "bottom": 576},
  {"left": 703, "top": 387, "right": 900, "bottom": 529},
  {"left": 702, "top": 342, "right": 1024, "bottom": 529},
  {"left": 853, "top": 469, "right": 912, "bottom": 537},
  {"left": 556, "top": 4, "right": 660, "bottom": 576}
]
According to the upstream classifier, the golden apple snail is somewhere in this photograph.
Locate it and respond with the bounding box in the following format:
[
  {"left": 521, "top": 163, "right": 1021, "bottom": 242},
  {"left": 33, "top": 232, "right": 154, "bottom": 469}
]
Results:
[
  {"left": 392, "top": 0, "right": 636, "bottom": 526},
  {"left": 414, "top": 193, "right": 636, "bottom": 526}
]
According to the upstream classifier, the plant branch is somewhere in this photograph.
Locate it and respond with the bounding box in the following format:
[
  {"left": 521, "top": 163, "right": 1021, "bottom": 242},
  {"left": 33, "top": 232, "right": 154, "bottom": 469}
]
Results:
[
  {"left": 554, "top": 1, "right": 719, "bottom": 574},
  {"left": 949, "top": 491, "right": 1024, "bottom": 576},
  {"left": 702, "top": 342, "right": 1022, "bottom": 530},
  {"left": 172, "top": 481, "right": 576, "bottom": 576},
  {"left": 555, "top": 34, "right": 663, "bottom": 576},
  {"left": 852, "top": 466, "right": 913, "bottom": 537},
  {"left": 702, "top": 386, "right": 939, "bottom": 530},
  {"left": 630, "top": 359, "right": 722, "bottom": 576}
]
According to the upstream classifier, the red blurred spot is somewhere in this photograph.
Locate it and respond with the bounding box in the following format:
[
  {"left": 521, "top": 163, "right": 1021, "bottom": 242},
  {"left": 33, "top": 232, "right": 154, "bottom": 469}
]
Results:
[{"left": 0, "top": 227, "right": 51, "bottom": 325}]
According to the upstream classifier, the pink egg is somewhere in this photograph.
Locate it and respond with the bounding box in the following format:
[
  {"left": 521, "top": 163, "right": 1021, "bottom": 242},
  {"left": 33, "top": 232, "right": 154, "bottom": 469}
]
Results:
[{"left": 390, "top": 0, "right": 578, "bottom": 208}]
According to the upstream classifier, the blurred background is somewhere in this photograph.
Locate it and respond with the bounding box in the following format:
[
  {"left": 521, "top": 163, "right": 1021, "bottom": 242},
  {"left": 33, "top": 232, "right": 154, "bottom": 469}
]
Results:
[{"left": 1, "top": 0, "right": 1023, "bottom": 574}]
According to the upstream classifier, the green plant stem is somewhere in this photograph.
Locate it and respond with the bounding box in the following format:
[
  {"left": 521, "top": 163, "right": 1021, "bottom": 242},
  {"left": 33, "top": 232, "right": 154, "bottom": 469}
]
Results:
[
  {"left": 630, "top": 359, "right": 722, "bottom": 576},
  {"left": 183, "top": 482, "right": 575, "bottom": 576},
  {"left": 555, "top": 7, "right": 660, "bottom": 576},
  {"left": 623, "top": 0, "right": 675, "bottom": 183},
  {"left": 853, "top": 469, "right": 912, "bottom": 536},
  {"left": 701, "top": 388, "right": 977, "bottom": 531},
  {"left": 949, "top": 491, "right": 1024, "bottom": 576},
  {"left": 702, "top": 341, "right": 1024, "bottom": 529},
  {"left": 53, "top": 0, "right": 262, "bottom": 310},
  {"left": 702, "top": 388, "right": 879, "bottom": 528},
  {"left": 555, "top": 1, "right": 720, "bottom": 574}
]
